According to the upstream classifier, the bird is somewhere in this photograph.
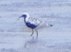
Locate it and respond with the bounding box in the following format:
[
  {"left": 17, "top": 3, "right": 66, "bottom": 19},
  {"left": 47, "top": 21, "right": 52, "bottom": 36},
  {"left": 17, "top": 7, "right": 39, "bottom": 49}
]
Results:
[
  {"left": 18, "top": 13, "right": 53, "bottom": 39},
  {"left": 19, "top": 13, "right": 42, "bottom": 39}
]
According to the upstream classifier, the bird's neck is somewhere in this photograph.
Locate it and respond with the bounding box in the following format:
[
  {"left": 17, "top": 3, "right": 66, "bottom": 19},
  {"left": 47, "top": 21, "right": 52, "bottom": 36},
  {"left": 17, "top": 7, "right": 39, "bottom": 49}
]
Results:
[
  {"left": 24, "top": 17, "right": 29, "bottom": 23},
  {"left": 24, "top": 18, "right": 26, "bottom": 23}
]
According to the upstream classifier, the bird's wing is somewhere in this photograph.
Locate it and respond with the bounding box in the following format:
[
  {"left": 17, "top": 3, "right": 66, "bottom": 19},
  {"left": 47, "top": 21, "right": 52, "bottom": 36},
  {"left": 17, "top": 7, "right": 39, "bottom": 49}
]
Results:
[{"left": 26, "top": 17, "right": 41, "bottom": 25}]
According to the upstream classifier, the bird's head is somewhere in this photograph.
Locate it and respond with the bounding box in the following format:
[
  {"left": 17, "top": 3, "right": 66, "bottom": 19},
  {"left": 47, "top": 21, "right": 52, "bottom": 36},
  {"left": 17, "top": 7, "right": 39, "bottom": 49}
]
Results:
[
  {"left": 19, "top": 13, "right": 30, "bottom": 19},
  {"left": 17, "top": 13, "right": 30, "bottom": 21},
  {"left": 20, "top": 14, "right": 27, "bottom": 19}
]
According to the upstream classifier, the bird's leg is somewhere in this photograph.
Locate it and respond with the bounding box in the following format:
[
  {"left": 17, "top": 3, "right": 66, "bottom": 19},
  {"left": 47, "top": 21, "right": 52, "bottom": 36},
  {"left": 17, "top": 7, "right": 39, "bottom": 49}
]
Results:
[
  {"left": 35, "top": 29, "right": 38, "bottom": 39},
  {"left": 30, "top": 29, "right": 34, "bottom": 36}
]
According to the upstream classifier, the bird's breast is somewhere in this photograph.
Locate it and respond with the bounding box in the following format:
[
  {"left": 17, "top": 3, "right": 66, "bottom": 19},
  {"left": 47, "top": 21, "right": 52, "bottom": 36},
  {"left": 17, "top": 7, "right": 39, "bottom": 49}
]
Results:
[{"left": 25, "top": 22, "right": 37, "bottom": 29}]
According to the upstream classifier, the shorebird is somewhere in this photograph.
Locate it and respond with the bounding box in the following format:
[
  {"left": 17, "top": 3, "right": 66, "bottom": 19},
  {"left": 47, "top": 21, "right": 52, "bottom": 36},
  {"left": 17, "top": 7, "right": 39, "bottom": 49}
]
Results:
[{"left": 18, "top": 13, "right": 53, "bottom": 39}]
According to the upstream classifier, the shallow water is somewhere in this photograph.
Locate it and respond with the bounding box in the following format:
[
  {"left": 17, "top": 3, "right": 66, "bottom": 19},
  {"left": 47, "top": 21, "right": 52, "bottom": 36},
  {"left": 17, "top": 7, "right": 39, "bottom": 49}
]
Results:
[{"left": 0, "top": 0, "right": 71, "bottom": 52}]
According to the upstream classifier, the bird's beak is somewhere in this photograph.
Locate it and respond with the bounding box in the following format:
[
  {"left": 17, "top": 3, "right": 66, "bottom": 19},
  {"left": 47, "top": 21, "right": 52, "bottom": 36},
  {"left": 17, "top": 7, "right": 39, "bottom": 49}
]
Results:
[
  {"left": 16, "top": 16, "right": 22, "bottom": 21},
  {"left": 16, "top": 17, "right": 20, "bottom": 21}
]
